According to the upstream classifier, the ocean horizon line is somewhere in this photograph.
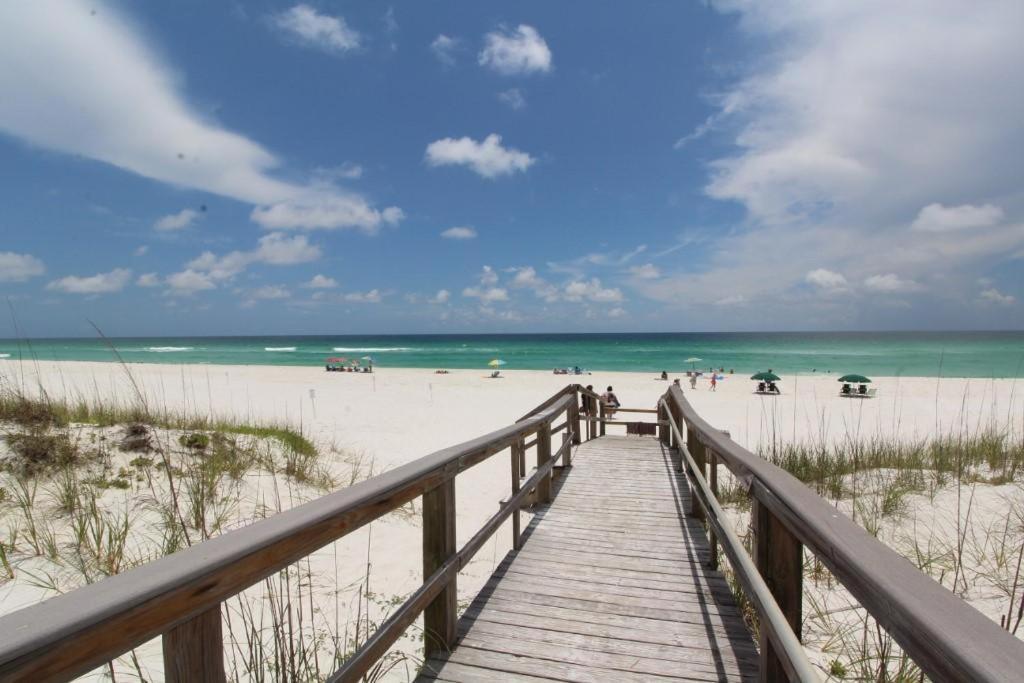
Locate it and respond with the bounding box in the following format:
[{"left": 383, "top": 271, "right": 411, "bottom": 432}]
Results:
[{"left": 1, "top": 331, "right": 1023, "bottom": 378}]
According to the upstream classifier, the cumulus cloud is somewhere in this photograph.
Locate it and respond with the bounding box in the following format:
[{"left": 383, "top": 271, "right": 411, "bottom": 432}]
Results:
[
  {"left": 607, "top": 307, "right": 628, "bottom": 318},
  {"left": 47, "top": 268, "right": 131, "bottom": 294},
  {"left": 979, "top": 287, "right": 1015, "bottom": 306},
  {"left": 479, "top": 25, "right": 552, "bottom": 75},
  {"left": 0, "top": 252, "right": 45, "bottom": 282},
  {"left": 136, "top": 272, "right": 160, "bottom": 287},
  {"left": 166, "top": 269, "right": 216, "bottom": 295},
  {"left": 714, "top": 294, "right": 747, "bottom": 306},
  {"left": 431, "top": 34, "right": 458, "bottom": 66},
  {"left": 251, "top": 193, "right": 404, "bottom": 233},
  {"left": 251, "top": 285, "right": 291, "bottom": 300},
  {"left": 154, "top": 208, "right": 199, "bottom": 232},
  {"left": 498, "top": 88, "right": 526, "bottom": 110},
  {"left": 425, "top": 134, "right": 534, "bottom": 178},
  {"left": 629, "top": 263, "right": 661, "bottom": 280},
  {"left": 304, "top": 274, "right": 337, "bottom": 289},
  {"left": 430, "top": 289, "right": 450, "bottom": 304},
  {"left": 343, "top": 289, "right": 382, "bottom": 303},
  {"left": 270, "top": 4, "right": 360, "bottom": 54},
  {"left": 805, "top": 269, "right": 849, "bottom": 291},
  {"left": 863, "top": 273, "right": 923, "bottom": 293},
  {"left": 644, "top": 1, "right": 1024, "bottom": 326},
  {"left": 0, "top": 2, "right": 396, "bottom": 231},
  {"left": 564, "top": 278, "right": 624, "bottom": 303},
  {"left": 441, "top": 226, "right": 477, "bottom": 240},
  {"left": 462, "top": 286, "right": 508, "bottom": 303},
  {"left": 479, "top": 266, "right": 499, "bottom": 286},
  {"left": 185, "top": 233, "right": 321, "bottom": 284},
  {"left": 911, "top": 203, "right": 1005, "bottom": 232}
]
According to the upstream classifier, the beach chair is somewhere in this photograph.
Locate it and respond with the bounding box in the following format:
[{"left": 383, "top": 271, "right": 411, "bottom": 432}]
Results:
[
  {"left": 757, "top": 382, "right": 766, "bottom": 393},
  {"left": 490, "top": 370, "right": 501, "bottom": 378}
]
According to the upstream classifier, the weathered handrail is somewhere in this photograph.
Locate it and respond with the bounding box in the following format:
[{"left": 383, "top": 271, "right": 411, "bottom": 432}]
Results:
[
  {"left": 0, "top": 388, "right": 580, "bottom": 681},
  {"left": 661, "top": 400, "right": 817, "bottom": 682},
  {"left": 663, "top": 384, "right": 1024, "bottom": 682}
]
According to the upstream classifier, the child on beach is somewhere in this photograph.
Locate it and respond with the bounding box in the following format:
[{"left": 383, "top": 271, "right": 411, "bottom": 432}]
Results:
[{"left": 710, "top": 375, "right": 717, "bottom": 391}]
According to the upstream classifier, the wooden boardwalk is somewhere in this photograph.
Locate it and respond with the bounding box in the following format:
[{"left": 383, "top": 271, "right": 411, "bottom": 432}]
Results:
[{"left": 418, "top": 435, "right": 759, "bottom": 682}]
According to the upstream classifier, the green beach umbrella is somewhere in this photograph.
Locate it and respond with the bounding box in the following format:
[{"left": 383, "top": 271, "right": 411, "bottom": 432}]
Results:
[
  {"left": 750, "top": 371, "right": 781, "bottom": 382},
  {"left": 838, "top": 374, "right": 871, "bottom": 383},
  {"left": 488, "top": 359, "right": 506, "bottom": 368},
  {"left": 684, "top": 356, "right": 702, "bottom": 370}
]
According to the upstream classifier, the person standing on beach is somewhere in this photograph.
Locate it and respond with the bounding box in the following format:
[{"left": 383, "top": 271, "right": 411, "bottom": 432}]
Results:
[
  {"left": 602, "top": 386, "right": 620, "bottom": 417},
  {"left": 689, "top": 375, "right": 697, "bottom": 389},
  {"left": 710, "top": 375, "right": 717, "bottom": 392}
]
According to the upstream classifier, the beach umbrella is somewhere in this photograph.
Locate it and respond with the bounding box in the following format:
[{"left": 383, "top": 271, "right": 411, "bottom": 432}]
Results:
[
  {"left": 838, "top": 374, "right": 871, "bottom": 383},
  {"left": 488, "top": 359, "right": 506, "bottom": 368},
  {"left": 750, "top": 371, "right": 781, "bottom": 382},
  {"left": 684, "top": 357, "right": 702, "bottom": 370}
]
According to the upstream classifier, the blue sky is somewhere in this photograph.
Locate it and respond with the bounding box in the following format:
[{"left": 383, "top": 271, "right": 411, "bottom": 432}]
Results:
[{"left": 1, "top": 0, "right": 1022, "bottom": 337}]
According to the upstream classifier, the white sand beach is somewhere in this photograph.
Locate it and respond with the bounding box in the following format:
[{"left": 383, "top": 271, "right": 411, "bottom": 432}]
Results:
[{"left": 2, "top": 359, "right": 1023, "bottom": 678}]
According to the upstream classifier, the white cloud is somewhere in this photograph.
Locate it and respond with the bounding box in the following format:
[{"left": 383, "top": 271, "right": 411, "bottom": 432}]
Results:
[
  {"left": 441, "top": 226, "right": 477, "bottom": 240},
  {"left": 498, "top": 88, "right": 526, "bottom": 110},
  {"left": 607, "top": 307, "right": 628, "bottom": 319},
  {"left": 252, "top": 285, "right": 291, "bottom": 300},
  {"left": 431, "top": 34, "right": 458, "bottom": 66},
  {"left": 344, "top": 289, "right": 382, "bottom": 303},
  {"left": 642, "top": 1, "right": 1024, "bottom": 327},
  {"left": 47, "top": 268, "right": 131, "bottom": 294},
  {"left": 479, "top": 266, "right": 499, "bottom": 286},
  {"left": 863, "top": 273, "right": 922, "bottom": 293},
  {"left": 979, "top": 287, "right": 1015, "bottom": 306},
  {"left": 251, "top": 193, "right": 403, "bottom": 233},
  {"left": 463, "top": 286, "right": 508, "bottom": 303},
  {"left": 154, "top": 208, "right": 199, "bottom": 232},
  {"left": 134, "top": 245, "right": 149, "bottom": 257},
  {"left": 564, "top": 278, "right": 624, "bottom": 303},
  {"left": 479, "top": 25, "right": 552, "bottom": 75},
  {"left": 186, "top": 233, "right": 321, "bottom": 283},
  {"left": 425, "top": 134, "right": 534, "bottom": 178},
  {"left": 0, "top": 252, "right": 45, "bottom": 282},
  {"left": 315, "top": 162, "right": 363, "bottom": 180},
  {"left": 629, "top": 263, "right": 661, "bottom": 279},
  {"left": 430, "top": 289, "right": 450, "bottom": 304},
  {"left": 805, "top": 268, "right": 849, "bottom": 291},
  {"left": 271, "top": 4, "right": 360, "bottom": 54},
  {"left": 136, "top": 272, "right": 160, "bottom": 287},
  {"left": 304, "top": 274, "right": 337, "bottom": 289},
  {"left": 911, "top": 203, "right": 1005, "bottom": 232},
  {"left": 0, "top": 3, "right": 397, "bottom": 231},
  {"left": 166, "top": 269, "right": 216, "bottom": 295}
]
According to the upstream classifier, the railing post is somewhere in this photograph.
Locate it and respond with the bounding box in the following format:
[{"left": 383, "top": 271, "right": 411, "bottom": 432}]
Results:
[
  {"left": 423, "top": 475, "right": 457, "bottom": 657},
  {"left": 571, "top": 392, "right": 582, "bottom": 446},
  {"left": 162, "top": 605, "right": 226, "bottom": 683},
  {"left": 537, "top": 422, "right": 553, "bottom": 503},
  {"left": 686, "top": 426, "right": 706, "bottom": 522},
  {"left": 708, "top": 450, "right": 719, "bottom": 570},
  {"left": 599, "top": 401, "right": 606, "bottom": 437},
  {"left": 658, "top": 402, "right": 669, "bottom": 446},
  {"left": 753, "top": 499, "right": 803, "bottom": 682},
  {"left": 511, "top": 438, "right": 523, "bottom": 550}
]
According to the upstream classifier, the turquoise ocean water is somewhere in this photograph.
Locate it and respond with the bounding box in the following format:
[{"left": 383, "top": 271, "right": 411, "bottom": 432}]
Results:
[{"left": 0, "top": 333, "right": 1022, "bottom": 378}]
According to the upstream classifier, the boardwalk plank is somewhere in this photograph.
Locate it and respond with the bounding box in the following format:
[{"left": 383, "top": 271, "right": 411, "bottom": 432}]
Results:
[{"left": 413, "top": 436, "right": 757, "bottom": 682}]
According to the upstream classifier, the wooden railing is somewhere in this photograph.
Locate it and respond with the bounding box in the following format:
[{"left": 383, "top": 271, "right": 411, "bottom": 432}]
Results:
[
  {"left": 660, "top": 384, "right": 1024, "bottom": 682},
  {"left": 0, "top": 387, "right": 585, "bottom": 682}
]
